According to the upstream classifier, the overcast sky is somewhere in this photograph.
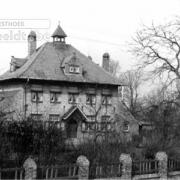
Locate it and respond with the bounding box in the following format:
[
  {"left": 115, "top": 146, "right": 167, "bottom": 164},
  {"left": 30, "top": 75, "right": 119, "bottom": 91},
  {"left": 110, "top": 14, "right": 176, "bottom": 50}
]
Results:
[{"left": 0, "top": 0, "right": 180, "bottom": 75}]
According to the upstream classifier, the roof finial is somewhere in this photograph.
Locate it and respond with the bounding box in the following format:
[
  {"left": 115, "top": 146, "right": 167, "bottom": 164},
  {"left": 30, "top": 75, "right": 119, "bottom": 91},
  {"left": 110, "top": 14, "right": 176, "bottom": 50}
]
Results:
[{"left": 58, "top": 21, "right": 60, "bottom": 26}]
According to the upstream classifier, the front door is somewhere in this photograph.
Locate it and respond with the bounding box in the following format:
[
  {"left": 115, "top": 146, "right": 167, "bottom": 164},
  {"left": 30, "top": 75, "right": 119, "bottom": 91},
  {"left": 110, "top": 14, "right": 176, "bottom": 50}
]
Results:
[{"left": 66, "top": 118, "right": 78, "bottom": 138}]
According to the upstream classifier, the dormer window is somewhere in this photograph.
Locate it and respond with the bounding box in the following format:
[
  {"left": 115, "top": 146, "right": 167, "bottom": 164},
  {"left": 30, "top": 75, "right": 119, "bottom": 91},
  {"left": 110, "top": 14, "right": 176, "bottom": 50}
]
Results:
[
  {"left": 69, "top": 66, "right": 80, "bottom": 74},
  {"left": 74, "top": 67, "right": 80, "bottom": 73},
  {"left": 69, "top": 66, "right": 74, "bottom": 73}
]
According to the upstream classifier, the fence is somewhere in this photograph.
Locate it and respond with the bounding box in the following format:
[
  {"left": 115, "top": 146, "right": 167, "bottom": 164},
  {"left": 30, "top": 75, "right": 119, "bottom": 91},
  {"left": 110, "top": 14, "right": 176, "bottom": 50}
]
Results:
[
  {"left": 89, "top": 163, "right": 122, "bottom": 179},
  {"left": 168, "top": 158, "right": 180, "bottom": 172},
  {"left": 1, "top": 152, "right": 180, "bottom": 179},
  {"left": 37, "top": 164, "right": 78, "bottom": 179},
  {"left": 0, "top": 167, "right": 24, "bottom": 180},
  {"left": 132, "top": 159, "right": 159, "bottom": 175}
]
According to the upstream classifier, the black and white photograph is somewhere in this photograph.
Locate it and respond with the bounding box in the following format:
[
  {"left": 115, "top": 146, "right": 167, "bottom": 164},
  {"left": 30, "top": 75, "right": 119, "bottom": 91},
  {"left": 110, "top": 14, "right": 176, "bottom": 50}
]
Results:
[{"left": 0, "top": 0, "right": 180, "bottom": 179}]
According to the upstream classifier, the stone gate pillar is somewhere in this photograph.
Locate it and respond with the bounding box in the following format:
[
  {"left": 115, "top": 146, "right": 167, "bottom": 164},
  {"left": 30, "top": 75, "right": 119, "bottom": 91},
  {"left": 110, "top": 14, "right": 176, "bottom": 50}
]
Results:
[
  {"left": 119, "top": 153, "right": 132, "bottom": 179},
  {"left": 23, "top": 157, "right": 37, "bottom": 180},
  {"left": 76, "top": 155, "right": 90, "bottom": 180},
  {"left": 155, "top": 151, "right": 168, "bottom": 180}
]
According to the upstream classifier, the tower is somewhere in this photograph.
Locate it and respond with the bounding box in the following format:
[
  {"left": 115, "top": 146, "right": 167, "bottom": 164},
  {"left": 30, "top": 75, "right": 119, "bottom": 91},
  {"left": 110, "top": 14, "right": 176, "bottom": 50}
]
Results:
[{"left": 52, "top": 24, "right": 67, "bottom": 43}]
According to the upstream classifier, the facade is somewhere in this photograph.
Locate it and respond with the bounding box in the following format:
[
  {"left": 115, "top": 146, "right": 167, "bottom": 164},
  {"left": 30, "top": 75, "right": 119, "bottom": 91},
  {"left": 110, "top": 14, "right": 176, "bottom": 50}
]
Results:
[{"left": 0, "top": 25, "right": 139, "bottom": 143}]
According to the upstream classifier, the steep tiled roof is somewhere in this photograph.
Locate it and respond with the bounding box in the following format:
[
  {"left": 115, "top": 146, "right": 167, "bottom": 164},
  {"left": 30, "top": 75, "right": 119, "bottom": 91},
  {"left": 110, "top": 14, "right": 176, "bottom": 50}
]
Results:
[
  {"left": 0, "top": 42, "right": 120, "bottom": 86},
  {"left": 61, "top": 52, "right": 81, "bottom": 67},
  {"left": 52, "top": 25, "right": 67, "bottom": 38}
]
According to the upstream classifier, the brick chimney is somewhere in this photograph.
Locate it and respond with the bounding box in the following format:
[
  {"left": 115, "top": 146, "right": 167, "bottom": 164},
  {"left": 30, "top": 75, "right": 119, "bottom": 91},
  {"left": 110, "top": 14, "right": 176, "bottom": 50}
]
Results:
[
  {"left": 102, "top": 52, "right": 110, "bottom": 72},
  {"left": 28, "top": 31, "right": 36, "bottom": 56}
]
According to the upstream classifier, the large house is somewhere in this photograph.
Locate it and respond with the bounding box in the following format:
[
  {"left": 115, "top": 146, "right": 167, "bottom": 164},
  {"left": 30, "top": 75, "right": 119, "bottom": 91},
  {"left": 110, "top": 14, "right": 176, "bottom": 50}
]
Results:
[{"left": 0, "top": 25, "right": 139, "bottom": 143}]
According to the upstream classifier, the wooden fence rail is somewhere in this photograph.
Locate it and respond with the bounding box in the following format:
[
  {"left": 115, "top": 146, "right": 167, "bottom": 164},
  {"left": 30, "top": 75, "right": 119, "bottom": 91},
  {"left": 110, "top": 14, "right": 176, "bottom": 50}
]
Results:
[
  {"left": 0, "top": 167, "right": 24, "bottom": 180},
  {"left": 168, "top": 159, "right": 180, "bottom": 172},
  {"left": 132, "top": 159, "right": 159, "bottom": 176},
  {"left": 89, "top": 163, "right": 122, "bottom": 179},
  {"left": 37, "top": 164, "right": 78, "bottom": 179}
]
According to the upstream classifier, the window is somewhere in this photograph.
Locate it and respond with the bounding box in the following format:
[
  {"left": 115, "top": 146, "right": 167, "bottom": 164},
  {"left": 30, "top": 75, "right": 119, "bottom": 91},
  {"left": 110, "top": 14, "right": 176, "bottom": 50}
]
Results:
[
  {"left": 45, "top": 114, "right": 61, "bottom": 129},
  {"left": 123, "top": 121, "right": 129, "bottom": 132},
  {"left": 87, "top": 115, "right": 96, "bottom": 122},
  {"left": 69, "top": 66, "right": 80, "bottom": 74},
  {"left": 50, "top": 92, "right": 61, "bottom": 103},
  {"left": 81, "top": 122, "right": 86, "bottom": 131},
  {"left": 31, "top": 91, "right": 43, "bottom": 103},
  {"left": 74, "top": 67, "right": 80, "bottom": 73},
  {"left": 101, "top": 115, "right": 110, "bottom": 122},
  {"left": 69, "top": 66, "right": 74, "bottom": 73},
  {"left": 82, "top": 122, "right": 96, "bottom": 132},
  {"left": 49, "top": 114, "right": 60, "bottom": 121},
  {"left": 82, "top": 122, "right": 113, "bottom": 132},
  {"left": 68, "top": 93, "right": 78, "bottom": 104},
  {"left": 31, "top": 114, "right": 42, "bottom": 121},
  {"left": 102, "top": 95, "right": 112, "bottom": 105},
  {"left": 86, "top": 94, "right": 96, "bottom": 105}
]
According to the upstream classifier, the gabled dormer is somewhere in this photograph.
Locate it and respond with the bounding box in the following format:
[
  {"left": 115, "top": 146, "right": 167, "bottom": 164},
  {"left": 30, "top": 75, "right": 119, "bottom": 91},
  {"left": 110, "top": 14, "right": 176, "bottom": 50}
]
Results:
[
  {"left": 61, "top": 52, "right": 82, "bottom": 75},
  {"left": 52, "top": 25, "right": 67, "bottom": 43}
]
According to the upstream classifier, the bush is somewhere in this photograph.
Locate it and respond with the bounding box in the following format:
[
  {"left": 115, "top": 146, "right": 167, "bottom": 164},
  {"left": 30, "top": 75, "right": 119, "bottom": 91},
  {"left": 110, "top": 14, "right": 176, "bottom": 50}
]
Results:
[{"left": 0, "top": 118, "right": 66, "bottom": 167}]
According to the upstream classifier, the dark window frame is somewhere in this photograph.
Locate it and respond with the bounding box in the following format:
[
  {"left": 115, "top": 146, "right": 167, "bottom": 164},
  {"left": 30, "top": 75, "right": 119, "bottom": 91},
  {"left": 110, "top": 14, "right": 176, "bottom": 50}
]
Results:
[
  {"left": 31, "top": 91, "right": 43, "bottom": 103},
  {"left": 69, "top": 65, "right": 80, "bottom": 74},
  {"left": 50, "top": 91, "right": 61, "bottom": 103},
  {"left": 101, "top": 95, "right": 112, "bottom": 106},
  {"left": 68, "top": 93, "right": 79, "bottom": 104},
  {"left": 86, "top": 94, "right": 96, "bottom": 105}
]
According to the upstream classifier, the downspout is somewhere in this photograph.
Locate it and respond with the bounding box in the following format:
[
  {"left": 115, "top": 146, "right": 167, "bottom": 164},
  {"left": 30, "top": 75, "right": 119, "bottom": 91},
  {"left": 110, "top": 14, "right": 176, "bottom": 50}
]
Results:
[{"left": 24, "top": 78, "right": 29, "bottom": 119}]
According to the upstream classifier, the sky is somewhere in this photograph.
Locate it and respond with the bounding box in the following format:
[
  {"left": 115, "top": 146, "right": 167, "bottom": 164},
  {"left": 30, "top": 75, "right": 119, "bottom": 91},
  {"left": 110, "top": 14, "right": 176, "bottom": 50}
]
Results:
[{"left": 0, "top": 0, "right": 180, "bottom": 75}]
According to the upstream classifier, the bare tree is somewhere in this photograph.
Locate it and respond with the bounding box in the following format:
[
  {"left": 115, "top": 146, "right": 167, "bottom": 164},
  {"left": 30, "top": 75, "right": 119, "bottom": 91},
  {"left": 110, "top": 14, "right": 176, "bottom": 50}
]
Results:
[
  {"left": 132, "top": 18, "right": 180, "bottom": 89},
  {"left": 140, "top": 87, "right": 180, "bottom": 153},
  {"left": 119, "top": 69, "right": 143, "bottom": 117}
]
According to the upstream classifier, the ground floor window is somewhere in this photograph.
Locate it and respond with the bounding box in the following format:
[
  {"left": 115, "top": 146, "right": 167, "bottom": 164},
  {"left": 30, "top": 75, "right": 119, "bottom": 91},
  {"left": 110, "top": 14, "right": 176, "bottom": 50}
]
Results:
[
  {"left": 82, "top": 122, "right": 114, "bottom": 132},
  {"left": 123, "top": 121, "right": 130, "bottom": 132},
  {"left": 31, "top": 114, "right": 42, "bottom": 121}
]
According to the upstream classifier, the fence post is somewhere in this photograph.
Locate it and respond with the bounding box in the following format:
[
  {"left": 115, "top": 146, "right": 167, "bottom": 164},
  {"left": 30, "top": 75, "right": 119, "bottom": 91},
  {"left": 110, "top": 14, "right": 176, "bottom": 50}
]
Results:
[
  {"left": 119, "top": 153, "right": 132, "bottom": 180},
  {"left": 23, "top": 157, "right": 37, "bottom": 180},
  {"left": 155, "top": 151, "right": 168, "bottom": 180},
  {"left": 76, "top": 155, "right": 89, "bottom": 180}
]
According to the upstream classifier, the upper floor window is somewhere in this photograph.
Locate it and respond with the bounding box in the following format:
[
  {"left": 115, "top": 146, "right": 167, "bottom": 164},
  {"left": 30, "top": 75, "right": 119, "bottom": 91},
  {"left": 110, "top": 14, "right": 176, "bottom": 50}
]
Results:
[
  {"left": 68, "top": 93, "right": 78, "bottom": 104},
  {"left": 102, "top": 95, "right": 112, "bottom": 105},
  {"left": 50, "top": 92, "right": 61, "bottom": 103},
  {"left": 86, "top": 94, "right": 96, "bottom": 105},
  {"left": 31, "top": 91, "right": 43, "bottom": 103},
  {"left": 69, "top": 66, "right": 80, "bottom": 74}
]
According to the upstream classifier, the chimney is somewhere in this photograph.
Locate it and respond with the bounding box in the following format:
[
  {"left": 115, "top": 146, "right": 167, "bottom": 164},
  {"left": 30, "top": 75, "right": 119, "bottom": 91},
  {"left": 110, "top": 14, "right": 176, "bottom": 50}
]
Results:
[
  {"left": 102, "top": 52, "right": 110, "bottom": 72},
  {"left": 28, "top": 31, "right": 36, "bottom": 56},
  {"left": 87, "top": 55, "right": 92, "bottom": 61}
]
